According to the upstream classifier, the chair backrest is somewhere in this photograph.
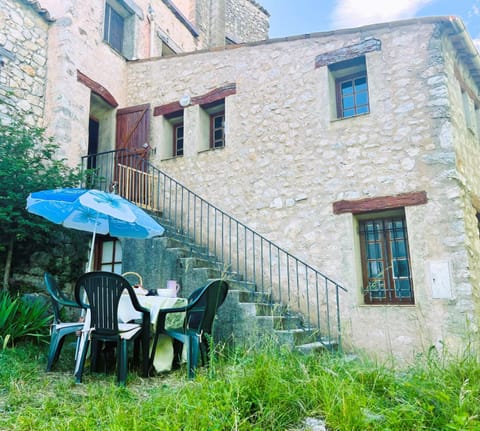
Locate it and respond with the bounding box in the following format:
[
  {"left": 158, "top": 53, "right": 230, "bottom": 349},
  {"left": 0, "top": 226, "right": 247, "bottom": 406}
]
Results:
[
  {"left": 74, "top": 271, "right": 141, "bottom": 337},
  {"left": 186, "top": 279, "right": 229, "bottom": 334},
  {"left": 44, "top": 272, "right": 80, "bottom": 324}
]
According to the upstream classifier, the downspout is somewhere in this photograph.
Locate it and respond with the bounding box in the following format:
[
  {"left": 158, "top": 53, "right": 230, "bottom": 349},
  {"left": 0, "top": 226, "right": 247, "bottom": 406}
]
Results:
[{"left": 148, "top": 4, "right": 155, "bottom": 58}]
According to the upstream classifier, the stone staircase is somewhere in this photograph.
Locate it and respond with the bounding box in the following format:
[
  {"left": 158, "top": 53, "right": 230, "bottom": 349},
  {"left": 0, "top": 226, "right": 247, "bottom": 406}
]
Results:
[{"left": 123, "top": 234, "right": 338, "bottom": 354}]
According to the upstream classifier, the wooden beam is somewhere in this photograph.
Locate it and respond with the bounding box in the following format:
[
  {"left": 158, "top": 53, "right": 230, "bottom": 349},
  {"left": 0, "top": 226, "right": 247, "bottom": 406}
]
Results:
[
  {"left": 153, "top": 101, "right": 183, "bottom": 117},
  {"left": 191, "top": 83, "right": 236, "bottom": 105},
  {"left": 315, "top": 38, "right": 381, "bottom": 68},
  {"left": 153, "top": 83, "right": 236, "bottom": 116},
  {"left": 333, "top": 191, "right": 427, "bottom": 215},
  {"left": 77, "top": 70, "right": 118, "bottom": 107}
]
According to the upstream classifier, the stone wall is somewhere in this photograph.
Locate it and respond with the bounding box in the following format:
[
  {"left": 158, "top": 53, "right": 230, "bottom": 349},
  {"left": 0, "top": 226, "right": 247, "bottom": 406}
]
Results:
[
  {"left": 125, "top": 19, "right": 480, "bottom": 359},
  {"left": 0, "top": 0, "right": 51, "bottom": 126},
  {"left": 226, "top": 0, "right": 268, "bottom": 43}
]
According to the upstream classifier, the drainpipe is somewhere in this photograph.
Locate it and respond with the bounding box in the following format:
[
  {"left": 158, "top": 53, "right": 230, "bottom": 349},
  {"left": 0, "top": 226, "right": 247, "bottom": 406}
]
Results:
[{"left": 148, "top": 4, "right": 155, "bottom": 58}]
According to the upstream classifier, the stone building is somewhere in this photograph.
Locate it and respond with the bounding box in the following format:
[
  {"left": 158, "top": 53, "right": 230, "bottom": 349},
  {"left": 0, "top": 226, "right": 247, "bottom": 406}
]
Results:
[{"left": 3, "top": 0, "right": 480, "bottom": 360}]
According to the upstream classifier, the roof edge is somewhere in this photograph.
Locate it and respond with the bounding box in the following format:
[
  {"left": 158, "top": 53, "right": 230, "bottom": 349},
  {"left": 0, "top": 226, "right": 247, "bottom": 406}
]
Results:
[{"left": 20, "top": 0, "right": 55, "bottom": 23}]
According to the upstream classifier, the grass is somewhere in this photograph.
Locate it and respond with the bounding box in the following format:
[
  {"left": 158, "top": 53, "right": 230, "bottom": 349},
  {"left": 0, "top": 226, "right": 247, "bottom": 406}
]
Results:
[{"left": 0, "top": 339, "right": 479, "bottom": 430}]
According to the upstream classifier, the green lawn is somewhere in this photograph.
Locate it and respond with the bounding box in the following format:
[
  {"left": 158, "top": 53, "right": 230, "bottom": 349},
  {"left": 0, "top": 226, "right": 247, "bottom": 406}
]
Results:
[{"left": 0, "top": 339, "right": 479, "bottom": 430}]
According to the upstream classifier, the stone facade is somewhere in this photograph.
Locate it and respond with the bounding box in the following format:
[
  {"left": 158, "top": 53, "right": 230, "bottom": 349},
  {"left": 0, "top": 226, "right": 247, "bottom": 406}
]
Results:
[
  {"left": 125, "top": 17, "right": 480, "bottom": 360},
  {"left": 4, "top": 0, "right": 480, "bottom": 361},
  {"left": 0, "top": 0, "right": 52, "bottom": 126}
]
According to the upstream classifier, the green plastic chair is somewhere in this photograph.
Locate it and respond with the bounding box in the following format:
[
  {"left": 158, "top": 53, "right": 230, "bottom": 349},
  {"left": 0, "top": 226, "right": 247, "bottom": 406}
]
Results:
[
  {"left": 44, "top": 272, "right": 84, "bottom": 372},
  {"left": 74, "top": 271, "right": 150, "bottom": 386},
  {"left": 150, "top": 279, "right": 229, "bottom": 378}
]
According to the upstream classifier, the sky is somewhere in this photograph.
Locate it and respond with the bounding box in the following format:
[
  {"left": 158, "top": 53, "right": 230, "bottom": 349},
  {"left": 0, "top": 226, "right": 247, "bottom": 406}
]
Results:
[{"left": 259, "top": 0, "right": 480, "bottom": 49}]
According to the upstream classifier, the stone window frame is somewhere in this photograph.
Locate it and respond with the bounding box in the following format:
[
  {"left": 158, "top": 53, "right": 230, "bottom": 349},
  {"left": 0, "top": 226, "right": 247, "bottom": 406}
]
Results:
[
  {"left": 358, "top": 211, "right": 414, "bottom": 305},
  {"left": 315, "top": 38, "right": 380, "bottom": 121},
  {"left": 103, "top": 0, "right": 143, "bottom": 59},
  {"left": 333, "top": 191, "right": 427, "bottom": 306},
  {"left": 331, "top": 57, "right": 370, "bottom": 119},
  {"left": 201, "top": 101, "right": 225, "bottom": 149},
  {"left": 160, "top": 109, "right": 184, "bottom": 159},
  {"left": 166, "top": 111, "right": 185, "bottom": 157},
  {"left": 153, "top": 83, "right": 236, "bottom": 156}
]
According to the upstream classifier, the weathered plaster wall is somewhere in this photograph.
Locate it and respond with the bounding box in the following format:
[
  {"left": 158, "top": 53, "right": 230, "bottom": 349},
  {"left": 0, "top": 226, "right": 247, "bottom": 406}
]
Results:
[
  {"left": 36, "top": 0, "right": 269, "bottom": 167},
  {"left": 0, "top": 0, "right": 50, "bottom": 126},
  {"left": 126, "top": 20, "right": 480, "bottom": 359}
]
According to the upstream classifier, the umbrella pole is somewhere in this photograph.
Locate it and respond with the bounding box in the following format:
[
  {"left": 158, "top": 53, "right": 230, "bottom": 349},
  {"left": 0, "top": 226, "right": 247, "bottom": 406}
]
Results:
[{"left": 87, "top": 221, "right": 98, "bottom": 272}]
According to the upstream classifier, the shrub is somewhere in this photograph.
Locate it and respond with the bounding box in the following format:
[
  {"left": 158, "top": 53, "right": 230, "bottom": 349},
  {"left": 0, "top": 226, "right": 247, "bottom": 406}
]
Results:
[{"left": 0, "top": 290, "right": 50, "bottom": 348}]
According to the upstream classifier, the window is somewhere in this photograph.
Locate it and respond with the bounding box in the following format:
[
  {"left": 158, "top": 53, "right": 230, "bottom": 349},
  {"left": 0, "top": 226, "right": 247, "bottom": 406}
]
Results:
[
  {"left": 103, "top": 0, "right": 140, "bottom": 58},
  {"left": 210, "top": 111, "right": 225, "bottom": 148},
  {"left": 164, "top": 110, "right": 184, "bottom": 157},
  {"left": 359, "top": 212, "right": 414, "bottom": 304},
  {"left": 329, "top": 56, "right": 369, "bottom": 119},
  {"left": 104, "top": 3, "right": 124, "bottom": 53},
  {"left": 174, "top": 123, "right": 184, "bottom": 156},
  {"left": 201, "top": 101, "right": 225, "bottom": 149},
  {"left": 96, "top": 237, "right": 122, "bottom": 273}
]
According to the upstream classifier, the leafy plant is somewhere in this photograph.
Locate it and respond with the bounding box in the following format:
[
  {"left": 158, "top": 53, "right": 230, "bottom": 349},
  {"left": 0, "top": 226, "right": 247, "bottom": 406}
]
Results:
[
  {"left": 0, "top": 291, "right": 50, "bottom": 348},
  {"left": 0, "top": 116, "right": 84, "bottom": 290}
]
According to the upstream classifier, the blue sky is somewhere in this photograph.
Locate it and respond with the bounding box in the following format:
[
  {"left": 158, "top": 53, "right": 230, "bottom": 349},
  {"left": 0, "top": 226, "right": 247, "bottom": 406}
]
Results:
[{"left": 260, "top": 0, "right": 480, "bottom": 48}]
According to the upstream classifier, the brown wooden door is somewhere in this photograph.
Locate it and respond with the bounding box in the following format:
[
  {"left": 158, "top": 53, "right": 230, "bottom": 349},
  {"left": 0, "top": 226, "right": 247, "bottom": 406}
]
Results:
[
  {"left": 115, "top": 104, "right": 152, "bottom": 206},
  {"left": 116, "top": 103, "right": 151, "bottom": 161}
]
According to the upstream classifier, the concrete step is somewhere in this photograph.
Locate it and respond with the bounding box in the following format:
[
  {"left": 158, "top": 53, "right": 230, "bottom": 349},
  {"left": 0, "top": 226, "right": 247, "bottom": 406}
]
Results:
[
  {"left": 256, "top": 315, "right": 303, "bottom": 330},
  {"left": 296, "top": 340, "right": 338, "bottom": 354},
  {"left": 192, "top": 267, "right": 223, "bottom": 279},
  {"left": 274, "top": 328, "right": 318, "bottom": 347}
]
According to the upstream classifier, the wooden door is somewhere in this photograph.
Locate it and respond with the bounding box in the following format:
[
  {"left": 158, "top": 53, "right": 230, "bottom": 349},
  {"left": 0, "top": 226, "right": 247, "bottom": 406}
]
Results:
[{"left": 115, "top": 104, "right": 152, "bottom": 206}]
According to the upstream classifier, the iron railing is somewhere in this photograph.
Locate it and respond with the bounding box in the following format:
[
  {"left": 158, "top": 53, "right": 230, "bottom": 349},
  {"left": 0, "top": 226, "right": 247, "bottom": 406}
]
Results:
[{"left": 81, "top": 149, "right": 347, "bottom": 347}]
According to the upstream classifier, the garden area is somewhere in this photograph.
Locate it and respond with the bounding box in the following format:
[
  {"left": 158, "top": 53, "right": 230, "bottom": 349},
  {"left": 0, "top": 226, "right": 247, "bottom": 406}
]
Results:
[{"left": 0, "top": 310, "right": 479, "bottom": 431}]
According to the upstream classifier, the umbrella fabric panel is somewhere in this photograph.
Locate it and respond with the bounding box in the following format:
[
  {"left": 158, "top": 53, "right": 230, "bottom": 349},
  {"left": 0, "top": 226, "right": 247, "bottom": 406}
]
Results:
[{"left": 26, "top": 188, "right": 165, "bottom": 239}]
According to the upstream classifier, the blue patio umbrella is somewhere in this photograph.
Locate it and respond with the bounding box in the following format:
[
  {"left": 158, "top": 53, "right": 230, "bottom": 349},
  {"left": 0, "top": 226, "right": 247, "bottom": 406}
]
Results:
[{"left": 26, "top": 188, "right": 165, "bottom": 271}]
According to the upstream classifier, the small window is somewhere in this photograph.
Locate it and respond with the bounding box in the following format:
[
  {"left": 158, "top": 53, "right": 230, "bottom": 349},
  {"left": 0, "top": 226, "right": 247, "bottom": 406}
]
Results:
[
  {"left": 359, "top": 212, "right": 414, "bottom": 304},
  {"left": 210, "top": 111, "right": 225, "bottom": 148},
  {"left": 329, "top": 56, "right": 370, "bottom": 119},
  {"left": 103, "top": 0, "right": 138, "bottom": 58},
  {"left": 96, "top": 237, "right": 122, "bottom": 273},
  {"left": 164, "top": 110, "right": 184, "bottom": 157},
  {"left": 174, "top": 123, "right": 184, "bottom": 156},
  {"left": 201, "top": 101, "right": 225, "bottom": 149},
  {"left": 104, "top": 3, "right": 125, "bottom": 53}
]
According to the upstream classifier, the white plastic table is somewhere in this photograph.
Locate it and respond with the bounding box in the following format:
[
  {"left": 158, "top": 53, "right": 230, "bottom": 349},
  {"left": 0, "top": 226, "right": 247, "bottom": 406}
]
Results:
[{"left": 75, "top": 294, "right": 187, "bottom": 376}]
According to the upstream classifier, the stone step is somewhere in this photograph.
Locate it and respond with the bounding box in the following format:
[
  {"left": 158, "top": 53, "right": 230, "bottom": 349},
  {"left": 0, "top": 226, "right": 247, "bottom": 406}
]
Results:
[
  {"left": 256, "top": 315, "right": 303, "bottom": 330},
  {"left": 274, "top": 328, "right": 318, "bottom": 347},
  {"left": 296, "top": 340, "right": 338, "bottom": 354},
  {"left": 180, "top": 256, "right": 217, "bottom": 270},
  {"left": 223, "top": 279, "right": 256, "bottom": 292},
  {"left": 192, "top": 267, "right": 223, "bottom": 279}
]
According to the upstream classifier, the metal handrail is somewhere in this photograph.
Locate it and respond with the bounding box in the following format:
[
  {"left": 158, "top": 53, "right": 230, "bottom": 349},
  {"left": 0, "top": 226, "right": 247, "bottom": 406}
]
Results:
[{"left": 81, "top": 149, "right": 347, "bottom": 348}]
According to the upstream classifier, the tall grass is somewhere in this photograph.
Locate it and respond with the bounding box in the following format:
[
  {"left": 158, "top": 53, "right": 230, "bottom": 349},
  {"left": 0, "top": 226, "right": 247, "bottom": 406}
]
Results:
[{"left": 0, "top": 340, "right": 479, "bottom": 430}]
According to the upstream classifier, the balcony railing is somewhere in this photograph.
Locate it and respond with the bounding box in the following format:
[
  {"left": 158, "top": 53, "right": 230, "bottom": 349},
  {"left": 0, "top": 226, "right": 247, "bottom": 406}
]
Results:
[{"left": 82, "top": 149, "right": 347, "bottom": 348}]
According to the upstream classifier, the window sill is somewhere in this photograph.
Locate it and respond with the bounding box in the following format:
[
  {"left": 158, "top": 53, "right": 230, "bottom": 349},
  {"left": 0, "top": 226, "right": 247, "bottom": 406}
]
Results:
[
  {"left": 358, "top": 303, "right": 416, "bottom": 307},
  {"left": 198, "top": 146, "right": 225, "bottom": 154},
  {"left": 330, "top": 111, "right": 370, "bottom": 123},
  {"left": 160, "top": 155, "right": 183, "bottom": 161}
]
